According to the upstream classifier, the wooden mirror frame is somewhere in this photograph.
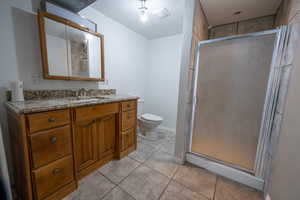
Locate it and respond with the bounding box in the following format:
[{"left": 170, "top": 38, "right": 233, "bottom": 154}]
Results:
[{"left": 37, "top": 10, "right": 105, "bottom": 82}]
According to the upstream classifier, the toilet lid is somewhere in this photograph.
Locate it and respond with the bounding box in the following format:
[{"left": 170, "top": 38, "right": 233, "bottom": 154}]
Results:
[{"left": 141, "top": 113, "right": 163, "bottom": 122}]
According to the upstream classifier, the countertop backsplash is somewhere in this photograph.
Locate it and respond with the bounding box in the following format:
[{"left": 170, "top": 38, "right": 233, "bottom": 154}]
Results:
[{"left": 6, "top": 89, "right": 117, "bottom": 101}]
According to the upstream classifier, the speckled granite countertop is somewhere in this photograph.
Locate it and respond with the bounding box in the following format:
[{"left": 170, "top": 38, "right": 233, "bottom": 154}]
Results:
[{"left": 6, "top": 95, "right": 139, "bottom": 114}]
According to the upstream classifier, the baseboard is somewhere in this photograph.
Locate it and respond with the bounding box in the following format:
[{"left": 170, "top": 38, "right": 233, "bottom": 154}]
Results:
[
  {"left": 157, "top": 126, "right": 176, "bottom": 134},
  {"left": 186, "top": 153, "right": 264, "bottom": 191},
  {"left": 173, "top": 156, "right": 185, "bottom": 164}
]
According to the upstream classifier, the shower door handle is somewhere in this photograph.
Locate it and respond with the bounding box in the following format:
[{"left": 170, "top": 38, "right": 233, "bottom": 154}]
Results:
[{"left": 192, "top": 96, "right": 198, "bottom": 106}]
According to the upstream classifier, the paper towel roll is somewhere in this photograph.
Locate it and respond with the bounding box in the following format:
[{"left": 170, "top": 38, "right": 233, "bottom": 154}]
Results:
[{"left": 10, "top": 81, "right": 24, "bottom": 101}]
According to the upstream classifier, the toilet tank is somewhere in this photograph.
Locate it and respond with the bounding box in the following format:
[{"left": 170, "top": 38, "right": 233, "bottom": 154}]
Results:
[{"left": 137, "top": 99, "right": 144, "bottom": 117}]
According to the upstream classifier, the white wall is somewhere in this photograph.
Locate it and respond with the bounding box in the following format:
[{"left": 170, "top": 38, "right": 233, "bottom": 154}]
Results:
[
  {"left": 80, "top": 7, "right": 149, "bottom": 99},
  {"left": 0, "top": 1, "right": 36, "bottom": 199},
  {"left": 144, "top": 35, "right": 183, "bottom": 131},
  {"left": 46, "top": 35, "right": 69, "bottom": 76},
  {"left": 81, "top": 7, "right": 183, "bottom": 131}
]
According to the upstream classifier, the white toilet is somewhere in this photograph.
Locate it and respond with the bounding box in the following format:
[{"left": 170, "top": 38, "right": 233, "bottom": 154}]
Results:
[{"left": 137, "top": 99, "right": 163, "bottom": 138}]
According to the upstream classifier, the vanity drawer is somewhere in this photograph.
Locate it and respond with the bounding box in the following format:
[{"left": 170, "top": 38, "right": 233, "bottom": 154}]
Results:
[
  {"left": 32, "top": 156, "right": 74, "bottom": 200},
  {"left": 121, "top": 100, "right": 136, "bottom": 112},
  {"left": 121, "top": 110, "right": 136, "bottom": 131},
  {"left": 75, "top": 103, "right": 119, "bottom": 122},
  {"left": 121, "top": 128, "right": 135, "bottom": 151},
  {"left": 27, "top": 109, "right": 70, "bottom": 133},
  {"left": 30, "top": 126, "right": 72, "bottom": 169}
]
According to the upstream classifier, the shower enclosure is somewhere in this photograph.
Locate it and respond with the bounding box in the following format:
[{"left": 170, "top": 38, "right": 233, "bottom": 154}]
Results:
[{"left": 188, "top": 30, "right": 280, "bottom": 188}]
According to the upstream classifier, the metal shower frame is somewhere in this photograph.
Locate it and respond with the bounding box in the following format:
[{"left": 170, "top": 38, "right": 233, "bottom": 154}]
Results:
[{"left": 188, "top": 29, "right": 280, "bottom": 177}]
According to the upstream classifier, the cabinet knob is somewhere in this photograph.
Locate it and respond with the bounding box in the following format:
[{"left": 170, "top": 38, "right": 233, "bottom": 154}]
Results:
[
  {"left": 52, "top": 168, "right": 62, "bottom": 175},
  {"left": 50, "top": 136, "right": 57, "bottom": 144},
  {"left": 127, "top": 104, "right": 131, "bottom": 108},
  {"left": 48, "top": 117, "right": 56, "bottom": 122}
]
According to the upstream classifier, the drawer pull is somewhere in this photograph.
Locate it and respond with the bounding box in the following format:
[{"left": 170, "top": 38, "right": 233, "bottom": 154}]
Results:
[
  {"left": 52, "top": 168, "right": 62, "bottom": 175},
  {"left": 48, "top": 117, "right": 56, "bottom": 123},
  {"left": 127, "top": 104, "right": 131, "bottom": 108},
  {"left": 50, "top": 136, "right": 57, "bottom": 144}
]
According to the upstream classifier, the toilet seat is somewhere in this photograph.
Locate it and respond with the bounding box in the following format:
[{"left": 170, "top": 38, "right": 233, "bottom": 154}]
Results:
[{"left": 141, "top": 113, "right": 163, "bottom": 122}]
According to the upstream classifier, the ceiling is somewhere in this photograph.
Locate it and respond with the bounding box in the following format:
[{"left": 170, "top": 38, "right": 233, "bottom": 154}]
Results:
[
  {"left": 200, "top": 0, "right": 283, "bottom": 26},
  {"left": 91, "top": 0, "right": 185, "bottom": 39}
]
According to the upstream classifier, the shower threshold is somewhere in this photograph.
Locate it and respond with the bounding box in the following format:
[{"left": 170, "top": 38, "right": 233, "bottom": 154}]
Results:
[{"left": 186, "top": 152, "right": 264, "bottom": 191}]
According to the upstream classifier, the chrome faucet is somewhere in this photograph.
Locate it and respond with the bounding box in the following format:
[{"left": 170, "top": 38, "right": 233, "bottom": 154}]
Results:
[{"left": 78, "top": 88, "right": 87, "bottom": 97}]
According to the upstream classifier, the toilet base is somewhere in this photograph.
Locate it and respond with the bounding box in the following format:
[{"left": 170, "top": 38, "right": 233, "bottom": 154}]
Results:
[
  {"left": 137, "top": 128, "right": 166, "bottom": 142},
  {"left": 137, "top": 114, "right": 163, "bottom": 142},
  {"left": 138, "top": 132, "right": 159, "bottom": 141}
]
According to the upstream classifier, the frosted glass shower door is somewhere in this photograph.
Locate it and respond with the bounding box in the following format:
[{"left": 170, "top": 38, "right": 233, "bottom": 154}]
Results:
[{"left": 191, "top": 34, "right": 276, "bottom": 171}]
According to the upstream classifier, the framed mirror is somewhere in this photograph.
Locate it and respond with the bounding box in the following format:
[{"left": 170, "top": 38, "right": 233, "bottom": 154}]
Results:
[{"left": 38, "top": 10, "right": 105, "bottom": 81}]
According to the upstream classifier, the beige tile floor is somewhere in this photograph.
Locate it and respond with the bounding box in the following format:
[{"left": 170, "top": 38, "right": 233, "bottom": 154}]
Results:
[{"left": 64, "top": 131, "right": 263, "bottom": 200}]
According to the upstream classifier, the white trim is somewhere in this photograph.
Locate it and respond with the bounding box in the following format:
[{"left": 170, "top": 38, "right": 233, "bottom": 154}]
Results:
[
  {"left": 157, "top": 126, "right": 176, "bottom": 134},
  {"left": 0, "top": 125, "right": 12, "bottom": 199},
  {"left": 254, "top": 27, "right": 283, "bottom": 177},
  {"left": 173, "top": 156, "right": 185, "bottom": 165},
  {"left": 189, "top": 30, "right": 279, "bottom": 177},
  {"left": 199, "top": 29, "right": 278, "bottom": 45},
  {"left": 186, "top": 153, "right": 264, "bottom": 191},
  {"left": 174, "top": 0, "right": 197, "bottom": 162}
]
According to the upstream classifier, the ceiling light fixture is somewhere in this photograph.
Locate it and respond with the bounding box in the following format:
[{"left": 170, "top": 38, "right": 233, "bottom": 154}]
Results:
[{"left": 139, "top": 0, "right": 148, "bottom": 23}]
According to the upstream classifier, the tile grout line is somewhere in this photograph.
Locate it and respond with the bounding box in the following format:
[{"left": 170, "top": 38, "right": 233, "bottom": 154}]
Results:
[
  {"left": 157, "top": 167, "right": 177, "bottom": 200},
  {"left": 116, "top": 162, "right": 143, "bottom": 186},
  {"left": 98, "top": 136, "right": 168, "bottom": 200},
  {"left": 170, "top": 178, "right": 211, "bottom": 200},
  {"left": 128, "top": 142, "right": 159, "bottom": 164},
  {"left": 138, "top": 135, "right": 178, "bottom": 200},
  {"left": 213, "top": 175, "right": 219, "bottom": 200},
  {"left": 144, "top": 156, "right": 180, "bottom": 180},
  {"left": 170, "top": 165, "right": 212, "bottom": 200},
  {"left": 120, "top": 141, "right": 175, "bottom": 200},
  {"left": 117, "top": 186, "right": 138, "bottom": 200},
  {"left": 98, "top": 161, "right": 142, "bottom": 200},
  {"left": 66, "top": 133, "right": 174, "bottom": 200},
  {"left": 115, "top": 161, "right": 143, "bottom": 200},
  {"left": 95, "top": 170, "right": 118, "bottom": 200},
  {"left": 98, "top": 184, "right": 118, "bottom": 200},
  {"left": 157, "top": 160, "right": 181, "bottom": 200}
]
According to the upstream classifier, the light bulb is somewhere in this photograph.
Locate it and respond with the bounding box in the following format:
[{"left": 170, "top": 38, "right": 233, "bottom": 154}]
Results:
[{"left": 140, "top": 13, "right": 148, "bottom": 23}]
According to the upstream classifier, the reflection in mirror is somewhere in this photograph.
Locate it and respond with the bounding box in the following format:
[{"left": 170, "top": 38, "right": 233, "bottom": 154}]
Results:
[
  {"left": 38, "top": 11, "right": 105, "bottom": 81},
  {"left": 67, "top": 26, "right": 101, "bottom": 79},
  {"left": 45, "top": 18, "right": 69, "bottom": 76}
]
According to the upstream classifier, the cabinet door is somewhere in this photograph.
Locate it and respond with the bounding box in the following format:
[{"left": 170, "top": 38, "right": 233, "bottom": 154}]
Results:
[
  {"left": 121, "top": 128, "right": 135, "bottom": 151},
  {"left": 74, "top": 119, "right": 97, "bottom": 171},
  {"left": 97, "top": 115, "right": 116, "bottom": 159}
]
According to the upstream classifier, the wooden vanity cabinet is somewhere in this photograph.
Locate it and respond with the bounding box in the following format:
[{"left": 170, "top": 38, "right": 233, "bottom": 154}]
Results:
[
  {"left": 7, "top": 100, "right": 137, "bottom": 200},
  {"left": 97, "top": 115, "right": 116, "bottom": 159},
  {"left": 72, "top": 103, "right": 119, "bottom": 179},
  {"left": 119, "top": 100, "right": 137, "bottom": 158},
  {"left": 7, "top": 108, "right": 76, "bottom": 200},
  {"left": 73, "top": 119, "right": 98, "bottom": 173}
]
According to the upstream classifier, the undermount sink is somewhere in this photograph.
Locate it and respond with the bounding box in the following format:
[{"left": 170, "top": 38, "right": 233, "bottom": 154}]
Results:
[
  {"left": 68, "top": 96, "right": 109, "bottom": 103},
  {"left": 70, "top": 98, "right": 98, "bottom": 103}
]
